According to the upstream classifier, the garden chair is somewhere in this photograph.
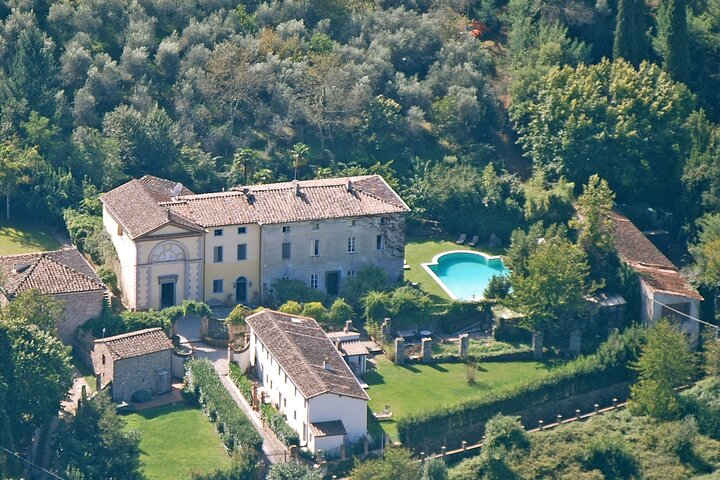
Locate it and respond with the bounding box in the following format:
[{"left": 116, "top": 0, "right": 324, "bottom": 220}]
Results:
[
  {"left": 456, "top": 233, "right": 467, "bottom": 244},
  {"left": 468, "top": 235, "right": 479, "bottom": 246}
]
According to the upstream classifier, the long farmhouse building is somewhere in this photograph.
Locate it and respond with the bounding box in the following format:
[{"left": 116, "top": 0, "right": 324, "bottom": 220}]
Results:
[{"left": 101, "top": 175, "right": 409, "bottom": 310}]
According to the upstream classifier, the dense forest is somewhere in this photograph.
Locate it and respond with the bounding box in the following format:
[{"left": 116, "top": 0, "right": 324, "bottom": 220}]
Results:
[{"left": 1, "top": 0, "right": 720, "bottom": 282}]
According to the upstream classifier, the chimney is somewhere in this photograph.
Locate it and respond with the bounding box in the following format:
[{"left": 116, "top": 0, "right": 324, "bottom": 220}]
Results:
[
  {"left": 242, "top": 187, "right": 250, "bottom": 195},
  {"left": 344, "top": 320, "right": 352, "bottom": 333},
  {"left": 293, "top": 180, "right": 301, "bottom": 196},
  {"left": 323, "top": 356, "right": 332, "bottom": 370},
  {"left": 346, "top": 179, "right": 353, "bottom": 192}
]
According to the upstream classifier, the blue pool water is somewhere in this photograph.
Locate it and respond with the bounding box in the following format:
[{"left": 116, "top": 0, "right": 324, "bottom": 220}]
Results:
[{"left": 424, "top": 251, "right": 510, "bottom": 301}]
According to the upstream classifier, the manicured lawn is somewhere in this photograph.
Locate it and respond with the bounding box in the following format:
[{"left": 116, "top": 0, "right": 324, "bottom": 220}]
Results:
[
  {"left": 0, "top": 221, "right": 60, "bottom": 255},
  {"left": 123, "top": 402, "right": 231, "bottom": 480},
  {"left": 367, "top": 356, "right": 555, "bottom": 440},
  {"left": 404, "top": 235, "right": 505, "bottom": 301}
]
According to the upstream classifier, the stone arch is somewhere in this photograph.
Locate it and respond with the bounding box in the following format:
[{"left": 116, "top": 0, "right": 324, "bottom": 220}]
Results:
[{"left": 149, "top": 241, "right": 188, "bottom": 263}]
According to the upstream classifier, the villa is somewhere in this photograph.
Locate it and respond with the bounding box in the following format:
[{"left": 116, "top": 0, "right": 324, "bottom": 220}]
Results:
[
  {"left": 100, "top": 175, "right": 409, "bottom": 310},
  {"left": 245, "top": 309, "right": 369, "bottom": 454}
]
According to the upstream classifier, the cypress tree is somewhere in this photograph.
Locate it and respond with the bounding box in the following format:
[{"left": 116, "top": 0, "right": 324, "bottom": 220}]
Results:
[
  {"left": 613, "top": 0, "right": 649, "bottom": 67},
  {"left": 658, "top": 0, "right": 690, "bottom": 82}
]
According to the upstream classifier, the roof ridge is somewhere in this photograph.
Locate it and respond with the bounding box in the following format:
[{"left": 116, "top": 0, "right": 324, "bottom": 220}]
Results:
[
  {"left": 19, "top": 255, "right": 105, "bottom": 292},
  {"left": 96, "top": 327, "right": 163, "bottom": 343},
  {"left": 268, "top": 311, "right": 328, "bottom": 397}
]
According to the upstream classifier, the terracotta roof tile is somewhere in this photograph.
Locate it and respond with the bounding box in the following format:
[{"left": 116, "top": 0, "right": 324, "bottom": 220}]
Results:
[
  {"left": 610, "top": 211, "right": 702, "bottom": 300},
  {"left": 95, "top": 327, "right": 173, "bottom": 360},
  {"left": 101, "top": 179, "right": 204, "bottom": 239},
  {"left": 610, "top": 211, "right": 675, "bottom": 269},
  {"left": 310, "top": 420, "right": 346, "bottom": 438},
  {"left": 0, "top": 247, "right": 106, "bottom": 297},
  {"left": 246, "top": 309, "right": 369, "bottom": 401},
  {"left": 340, "top": 341, "right": 368, "bottom": 356},
  {"left": 163, "top": 175, "right": 409, "bottom": 227},
  {"left": 633, "top": 264, "right": 704, "bottom": 301}
]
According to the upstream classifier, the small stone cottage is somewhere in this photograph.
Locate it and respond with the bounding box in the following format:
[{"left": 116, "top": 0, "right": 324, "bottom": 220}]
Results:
[
  {"left": 92, "top": 328, "right": 173, "bottom": 402},
  {"left": 0, "top": 247, "right": 106, "bottom": 344}
]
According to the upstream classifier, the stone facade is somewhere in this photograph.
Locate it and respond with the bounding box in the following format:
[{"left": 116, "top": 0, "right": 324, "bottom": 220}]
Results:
[
  {"left": 261, "top": 214, "right": 405, "bottom": 299},
  {"left": 92, "top": 345, "right": 172, "bottom": 402},
  {"left": 54, "top": 290, "right": 106, "bottom": 344}
]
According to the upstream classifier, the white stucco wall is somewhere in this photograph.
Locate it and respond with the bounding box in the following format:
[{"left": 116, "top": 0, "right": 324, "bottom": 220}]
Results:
[
  {"left": 103, "top": 207, "right": 139, "bottom": 309},
  {"left": 309, "top": 393, "right": 367, "bottom": 443},
  {"left": 641, "top": 280, "right": 700, "bottom": 344}
]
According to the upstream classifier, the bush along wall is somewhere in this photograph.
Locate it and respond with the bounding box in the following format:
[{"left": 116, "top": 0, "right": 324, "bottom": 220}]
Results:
[
  {"left": 185, "top": 359, "right": 262, "bottom": 453},
  {"left": 261, "top": 404, "right": 300, "bottom": 447},
  {"left": 396, "top": 327, "right": 646, "bottom": 452},
  {"left": 229, "top": 363, "right": 253, "bottom": 405}
]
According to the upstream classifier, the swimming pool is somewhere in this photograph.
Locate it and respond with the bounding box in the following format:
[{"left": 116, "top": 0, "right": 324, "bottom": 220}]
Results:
[{"left": 422, "top": 250, "right": 510, "bottom": 301}]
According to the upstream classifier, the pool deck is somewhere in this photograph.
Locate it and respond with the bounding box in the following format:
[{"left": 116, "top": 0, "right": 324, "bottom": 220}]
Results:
[{"left": 421, "top": 250, "right": 506, "bottom": 301}]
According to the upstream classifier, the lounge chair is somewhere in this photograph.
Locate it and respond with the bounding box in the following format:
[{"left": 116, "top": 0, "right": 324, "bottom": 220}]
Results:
[
  {"left": 456, "top": 233, "right": 467, "bottom": 244},
  {"left": 468, "top": 235, "right": 479, "bottom": 246}
]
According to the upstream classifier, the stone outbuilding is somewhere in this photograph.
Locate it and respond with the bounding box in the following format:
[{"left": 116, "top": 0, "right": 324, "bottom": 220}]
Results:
[
  {"left": 611, "top": 211, "right": 703, "bottom": 342},
  {"left": 0, "top": 247, "right": 106, "bottom": 344},
  {"left": 92, "top": 328, "right": 173, "bottom": 402}
]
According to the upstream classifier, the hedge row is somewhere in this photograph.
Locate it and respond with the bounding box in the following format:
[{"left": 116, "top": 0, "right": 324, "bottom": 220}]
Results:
[
  {"left": 261, "top": 404, "right": 300, "bottom": 447},
  {"left": 229, "top": 363, "right": 253, "bottom": 404},
  {"left": 396, "top": 327, "right": 646, "bottom": 449},
  {"left": 185, "top": 359, "right": 262, "bottom": 453}
]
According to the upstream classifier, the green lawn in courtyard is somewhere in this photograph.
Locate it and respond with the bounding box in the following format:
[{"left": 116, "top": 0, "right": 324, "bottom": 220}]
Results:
[
  {"left": 367, "top": 356, "right": 555, "bottom": 440},
  {"left": 0, "top": 221, "right": 60, "bottom": 255},
  {"left": 123, "top": 402, "right": 231, "bottom": 480},
  {"left": 403, "top": 235, "right": 505, "bottom": 301}
]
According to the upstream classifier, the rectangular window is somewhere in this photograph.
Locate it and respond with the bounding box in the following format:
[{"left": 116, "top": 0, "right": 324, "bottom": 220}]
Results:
[
  {"left": 377, "top": 234, "right": 385, "bottom": 250},
  {"left": 214, "top": 229, "right": 223, "bottom": 236},
  {"left": 350, "top": 220, "right": 356, "bottom": 227},
  {"left": 312, "top": 239, "right": 320, "bottom": 257},
  {"left": 294, "top": 410, "right": 297, "bottom": 420},
  {"left": 310, "top": 274, "right": 319, "bottom": 289},
  {"left": 282, "top": 242, "right": 291, "bottom": 259},
  {"left": 213, "top": 246, "right": 223, "bottom": 263},
  {"left": 237, "top": 226, "right": 246, "bottom": 234},
  {"left": 347, "top": 237, "right": 356, "bottom": 253},
  {"left": 102, "top": 354, "right": 106, "bottom": 365},
  {"left": 347, "top": 270, "right": 356, "bottom": 278},
  {"left": 312, "top": 223, "right": 320, "bottom": 230},
  {"left": 213, "top": 279, "right": 223, "bottom": 293},
  {"left": 237, "top": 243, "right": 247, "bottom": 260},
  {"left": 282, "top": 226, "right": 291, "bottom": 233}
]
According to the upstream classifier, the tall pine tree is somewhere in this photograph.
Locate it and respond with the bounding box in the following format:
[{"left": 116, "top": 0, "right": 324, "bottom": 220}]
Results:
[
  {"left": 613, "top": 0, "right": 649, "bottom": 67},
  {"left": 657, "top": 0, "right": 690, "bottom": 82}
]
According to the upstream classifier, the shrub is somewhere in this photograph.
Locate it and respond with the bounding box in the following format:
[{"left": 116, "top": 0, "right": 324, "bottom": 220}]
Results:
[
  {"left": 328, "top": 298, "right": 354, "bottom": 327},
  {"left": 267, "top": 461, "right": 322, "bottom": 480},
  {"left": 271, "top": 279, "right": 328, "bottom": 305},
  {"left": 483, "top": 414, "right": 530, "bottom": 452},
  {"left": 681, "top": 377, "right": 720, "bottom": 440},
  {"left": 96, "top": 266, "right": 118, "bottom": 293},
  {"left": 184, "top": 359, "right": 262, "bottom": 453},
  {"left": 229, "top": 363, "right": 253, "bottom": 405},
  {"left": 439, "top": 301, "right": 491, "bottom": 334},
  {"left": 583, "top": 435, "right": 639, "bottom": 479},
  {"left": 279, "top": 301, "right": 302, "bottom": 315},
  {"left": 344, "top": 265, "right": 389, "bottom": 303},
  {"left": 301, "top": 302, "right": 328, "bottom": 324},
  {"left": 261, "top": 404, "right": 299, "bottom": 446},
  {"left": 189, "top": 452, "right": 258, "bottom": 480}
]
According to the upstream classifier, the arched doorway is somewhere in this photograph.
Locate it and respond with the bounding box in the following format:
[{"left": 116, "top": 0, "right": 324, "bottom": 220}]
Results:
[{"left": 235, "top": 276, "right": 247, "bottom": 304}]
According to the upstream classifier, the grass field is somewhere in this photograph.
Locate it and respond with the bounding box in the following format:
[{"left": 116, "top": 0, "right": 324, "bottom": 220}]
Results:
[
  {"left": 0, "top": 221, "right": 60, "bottom": 255},
  {"left": 404, "top": 235, "right": 505, "bottom": 301},
  {"left": 367, "top": 356, "right": 555, "bottom": 439},
  {"left": 123, "top": 402, "right": 231, "bottom": 480}
]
